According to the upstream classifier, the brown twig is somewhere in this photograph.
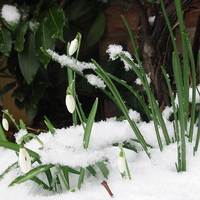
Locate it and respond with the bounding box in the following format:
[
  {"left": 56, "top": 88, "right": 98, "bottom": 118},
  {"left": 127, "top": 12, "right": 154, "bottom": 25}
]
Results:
[{"left": 101, "top": 180, "right": 114, "bottom": 198}]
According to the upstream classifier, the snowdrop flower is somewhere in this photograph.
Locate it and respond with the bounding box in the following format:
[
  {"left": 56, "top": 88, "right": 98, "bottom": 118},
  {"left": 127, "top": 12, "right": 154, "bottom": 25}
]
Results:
[
  {"left": 65, "top": 94, "right": 76, "bottom": 113},
  {"left": 69, "top": 38, "right": 78, "bottom": 56},
  {"left": 19, "top": 147, "right": 31, "bottom": 173},
  {"left": 117, "top": 155, "right": 126, "bottom": 173},
  {"left": 2, "top": 117, "right": 9, "bottom": 131}
]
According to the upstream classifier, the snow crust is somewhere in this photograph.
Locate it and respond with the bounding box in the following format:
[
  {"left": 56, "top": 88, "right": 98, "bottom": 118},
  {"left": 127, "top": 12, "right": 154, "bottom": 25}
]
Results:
[{"left": 0, "top": 115, "right": 200, "bottom": 200}]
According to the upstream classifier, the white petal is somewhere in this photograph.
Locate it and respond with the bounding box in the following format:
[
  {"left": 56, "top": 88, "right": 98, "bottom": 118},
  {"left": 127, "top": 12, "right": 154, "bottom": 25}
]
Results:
[
  {"left": 65, "top": 94, "right": 76, "bottom": 113},
  {"left": 19, "top": 148, "right": 31, "bottom": 173},
  {"left": 117, "top": 156, "right": 126, "bottom": 173},
  {"left": 69, "top": 38, "right": 78, "bottom": 56},
  {"left": 2, "top": 118, "right": 9, "bottom": 131}
]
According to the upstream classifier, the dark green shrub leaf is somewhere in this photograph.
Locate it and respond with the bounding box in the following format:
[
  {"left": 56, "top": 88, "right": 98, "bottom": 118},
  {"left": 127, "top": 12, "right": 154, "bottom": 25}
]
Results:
[
  {"left": 14, "top": 22, "right": 29, "bottom": 52},
  {"left": 35, "top": 20, "right": 55, "bottom": 67},
  {"left": 18, "top": 30, "right": 40, "bottom": 84},
  {"left": 66, "top": 0, "right": 94, "bottom": 21},
  {"left": 0, "top": 27, "right": 12, "bottom": 56},
  {"left": 1, "top": 5, "right": 21, "bottom": 31},
  {"left": 44, "top": 5, "right": 65, "bottom": 41},
  {"left": 86, "top": 11, "right": 105, "bottom": 48}
]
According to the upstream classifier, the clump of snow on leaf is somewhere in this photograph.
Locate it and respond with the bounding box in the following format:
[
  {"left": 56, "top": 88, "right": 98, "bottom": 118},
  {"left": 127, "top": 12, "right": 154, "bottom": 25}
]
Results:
[
  {"left": 128, "top": 109, "right": 141, "bottom": 123},
  {"left": 106, "top": 44, "right": 137, "bottom": 71},
  {"left": 86, "top": 74, "right": 106, "bottom": 89},
  {"left": 1, "top": 5, "right": 20, "bottom": 23},
  {"left": 47, "top": 50, "right": 96, "bottom": 72}
]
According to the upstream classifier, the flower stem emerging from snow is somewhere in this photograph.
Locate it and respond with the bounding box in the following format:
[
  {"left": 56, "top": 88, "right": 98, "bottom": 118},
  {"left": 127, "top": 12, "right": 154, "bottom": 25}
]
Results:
[{"left": 118, "top": 145, "right": 131, "bottom": 180}]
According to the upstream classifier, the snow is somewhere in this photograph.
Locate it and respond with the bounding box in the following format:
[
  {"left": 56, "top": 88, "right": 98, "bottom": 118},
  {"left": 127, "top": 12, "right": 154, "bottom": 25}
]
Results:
[
  {"left": 86, "top": 74, "right": 106, "bottom": 89},
  {"left": 106, "top": 44, "right": 138, "bottom": 71},
  {"left": 0, "top": 115, "right": 200, "bottom": 200},
  {"left": 47, "top": 50, "right": 96, "bottom": 72},
  {"left": 1, "top": 5, "right": 20, "bottom": 23}
]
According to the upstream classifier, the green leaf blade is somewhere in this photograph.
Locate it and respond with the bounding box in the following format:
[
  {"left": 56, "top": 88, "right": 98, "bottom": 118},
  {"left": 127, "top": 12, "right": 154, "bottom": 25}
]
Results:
[
  {"left": 0, "top": 27, "right": 12, "bottom": 56},
  {"left": 44, "top": 5, "right": 65, "bottom": 41},
  {"left": 86, "top": 11, "right": 105, "bottom": 48},
  {"left": 35, "top": 20, "right": 55, "bottom": 67},
  {"left": 18, "top": 30, "right": 40, "bottom": 84}
]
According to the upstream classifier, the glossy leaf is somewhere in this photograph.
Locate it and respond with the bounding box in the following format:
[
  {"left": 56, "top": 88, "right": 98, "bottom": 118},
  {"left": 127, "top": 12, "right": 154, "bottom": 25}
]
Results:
[
  {"left": 35, "top": 20, "right": 55, "bottom": 67},
  {"left": 18, "top": 30, "right": 40, "bottom": 84},
  {"left": 14, "top": 21, "right": 29, "bottom": 52},
  {"left": 44, "top": 5, "right": 65, "bottom": 41},
  {"left": 0, "top": 27, "right": 12, "bottom": 56},
  {"left": 9, "top": 164, "right": 54, "bottom": 186},
  {"left": 66, "top": 0, "right": 94, "bottom": 21},
  {"left": 86, "top": 11, "right": 105, "bottom": 48}
]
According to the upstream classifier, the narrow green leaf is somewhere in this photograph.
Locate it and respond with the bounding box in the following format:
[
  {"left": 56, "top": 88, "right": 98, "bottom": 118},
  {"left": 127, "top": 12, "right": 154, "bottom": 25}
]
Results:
[
  {"left": 83, "top": 98, "right": 98, "bottom": 149},
  {"left": 96, "top": 161, "right": 109, "bottom": 179},
  {"left": 0, "top": 141, "right": 40, "bottom": 161},
  {"left": 14, "top": 21, "right": 29, "bottom": 52},
  {"left": 86, "top": 11, "right": 105, "bottom": 47},
  {"left": 44, "top": 116, "right": 56, "bottom": 135},
  {"left": 18, "top": 30, "right": 40, "bottom": 84},
  {"left": 9, "top": 164, "right": 54, "bottom": 186},
  {"left": 44, "top": 5, "right": 65, "bottom": 41},
  {"left": 86, "top": 166, "right": 96, "bottom": 176},
  {"left": 77, "top": 167, "right": 85, "bottom": 190},
  {"left": 35, "top": 20, "right": 55, "bottom": 67},
  {"left": 0, "top": 27, "right": 12, "bottom": 56},
  {"left": 31, "top": 176, "right": 52, "bottom": 191},
  {"left": 0, "top": 162, "right": 18, "bottom": 181}
]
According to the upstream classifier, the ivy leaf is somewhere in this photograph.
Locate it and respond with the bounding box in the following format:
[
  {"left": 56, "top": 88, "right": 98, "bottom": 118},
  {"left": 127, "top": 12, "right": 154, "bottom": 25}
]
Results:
[
  {"left": 86, "top": 11, "right": 105, "bottom": 48},
  {"left": 0, "top": 27, "right": 12, "bottom": 56},
  {"left": 44, "top": 5, "right": 65, "bottom": 42},
  {"left": 14, "top": 21, "right": 29, "bottom": 52},
  {"left": 35, "top": 20, "right": 55, "bottom": 68},
  {"left": 18, "top": 30, "right": 40, "bottom": 84}
]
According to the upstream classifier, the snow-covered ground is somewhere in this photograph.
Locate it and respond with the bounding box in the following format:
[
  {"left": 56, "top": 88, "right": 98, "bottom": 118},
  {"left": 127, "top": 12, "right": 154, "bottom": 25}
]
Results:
[{"left": 0, "top": 116, "right": 200, "bottom": 200}]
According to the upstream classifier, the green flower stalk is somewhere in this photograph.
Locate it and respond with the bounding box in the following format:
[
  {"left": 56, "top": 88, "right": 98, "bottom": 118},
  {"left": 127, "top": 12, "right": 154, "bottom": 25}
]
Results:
[
  {"left": 18, "top": 146, "right": 31, "bottom": 173},
  {"left": 118, "top": 145, "right": 131, "bottom": 180}
]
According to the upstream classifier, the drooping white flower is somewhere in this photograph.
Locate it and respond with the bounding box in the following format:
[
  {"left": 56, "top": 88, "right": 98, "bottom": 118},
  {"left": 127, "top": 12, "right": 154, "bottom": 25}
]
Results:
[
  {"left": 19, "top": 148, "right": 31, "bottom": 173},
  {"left": 69, "top": 38, "right": 78, "bottom": 56},
  {"left": 65, "top": 94, "right": 76, "bottom": 113},
  {"left": 2, "top": 118, "right": 9, "bottom": 131},
  {"left": 117, "top": 156, "right": 126, "bottom": 173}
]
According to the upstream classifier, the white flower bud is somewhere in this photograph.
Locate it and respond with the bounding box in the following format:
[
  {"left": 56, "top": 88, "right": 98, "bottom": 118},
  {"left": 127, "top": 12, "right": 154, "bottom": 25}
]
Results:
[
  {"left": 117, "top": 156, "right": 126, "bottom": 173},
  {"left": 19, "top": 148, "right": 31, "bottom": 173},
  {"left": 65, "top": 94, "right": 76, "bottom": 113},
  {"left": 69, "top": 38, "right": 78, "bottom": 56},
  {"left": 2, "top": 118, "right": 9, "bottom": 131}
]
